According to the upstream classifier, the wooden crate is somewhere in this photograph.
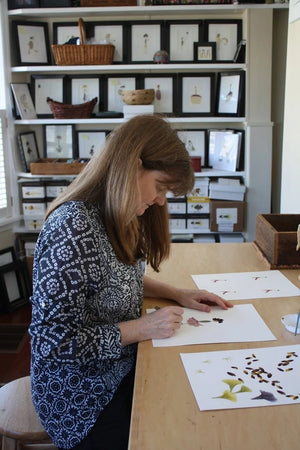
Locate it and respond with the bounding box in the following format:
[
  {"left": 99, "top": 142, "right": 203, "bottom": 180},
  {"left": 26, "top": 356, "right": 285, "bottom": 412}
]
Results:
[
  {"left": 255, "top": 214, "right": 300, "bottom": 268},
  {"left": 30, "top": 159, "right": 87, "bottom": 175}
]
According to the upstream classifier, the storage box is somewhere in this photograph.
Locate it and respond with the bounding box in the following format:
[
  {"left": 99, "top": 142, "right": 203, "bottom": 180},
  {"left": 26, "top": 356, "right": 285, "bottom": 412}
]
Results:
[
  {"left": 210, "top": 200, "right": 245, "bottom": 232},
  {"left": 255, "top": 214, "right": 300, "bottom": 268},
  {"left": 45, "top": 180, "right": 70, "bottom": 198},
  {"left": 30, "top": 159, "right": 87, "bottom": 175},
  {"left": 169, "top": 215, "right": 186, "bottom": 231},
  {"left": 22, "top": 200, "right": 46, "bottom": 217},
  {"left": 187, "top": 196, "right": 210, "bottom": 214},
  {"left": 187, "top": 215, "right": 210, "bottom": 231},
  {"left": 21, "top": 181, "right": 45, "bottom": 199},
  {"left": 209, "top": 180, "right": 246, "bottom": 201},
  {"left": 168, "top": 200, "right": 186, "bottom": 215}
]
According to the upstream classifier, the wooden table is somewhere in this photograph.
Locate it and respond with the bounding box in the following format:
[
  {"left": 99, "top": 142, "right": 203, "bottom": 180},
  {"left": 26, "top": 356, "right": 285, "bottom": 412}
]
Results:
[{"left": 129, "top": 243, "right": 300, "bottom": 450}]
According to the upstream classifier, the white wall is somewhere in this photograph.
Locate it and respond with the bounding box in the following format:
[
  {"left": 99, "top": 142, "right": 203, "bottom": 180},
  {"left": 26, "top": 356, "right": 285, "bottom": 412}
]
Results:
[{"left": 280, "top": 15, "right": 300, "bottom": 212}]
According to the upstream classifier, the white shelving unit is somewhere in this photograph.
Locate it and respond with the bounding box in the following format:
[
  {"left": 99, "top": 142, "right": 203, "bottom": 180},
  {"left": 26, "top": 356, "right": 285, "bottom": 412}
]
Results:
[{"left": 5, "top": 3, "right": 287, "bottom": 241}]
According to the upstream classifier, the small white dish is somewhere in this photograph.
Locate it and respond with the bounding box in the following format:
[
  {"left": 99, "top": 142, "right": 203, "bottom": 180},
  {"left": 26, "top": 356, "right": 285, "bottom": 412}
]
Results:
[{"left": 281, "top": 314, "right": 300, "bottom": 334}]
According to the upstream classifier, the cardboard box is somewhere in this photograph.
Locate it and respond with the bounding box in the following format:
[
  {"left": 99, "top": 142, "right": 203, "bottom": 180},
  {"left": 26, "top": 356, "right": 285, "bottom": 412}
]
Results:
[
  {"left": 255, "top": 214, "right": 300, "bottom": 268},
  {"left": 210, "top": 200, "right": 245, "bottom": 232}
]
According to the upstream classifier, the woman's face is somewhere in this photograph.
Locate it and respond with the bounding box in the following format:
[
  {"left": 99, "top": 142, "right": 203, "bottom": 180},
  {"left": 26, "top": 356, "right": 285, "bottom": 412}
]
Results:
[{"left": 136, "top": 166, "right": 172, "bottom": 216}]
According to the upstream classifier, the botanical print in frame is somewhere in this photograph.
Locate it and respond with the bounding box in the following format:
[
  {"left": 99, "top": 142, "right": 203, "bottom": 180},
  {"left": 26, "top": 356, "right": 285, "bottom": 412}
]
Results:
[
  {"left": 70, "top": 77, "right": 100, "bottom": 113},
  {"left": 217, "top": 71, "right": 245, "bottom": 116},
  {"left": 143, "top": 75, "right": 175, "bottom": 114},
  {"left": 31, "top": 75, "right": 66, "bottom": 117},
  {"left": 179, "top": 74, "right": 214, "bottom": 116},
  {"left": 167, "top": 21, "right": 201, "bottom": 62},
  {"left": 206, "top": 20, "right": 242, "bottom": 62},
  {"left": 53, "top": 22, "right": 80, "bottom": 44},
  {"left": 194, "top": 42, "right": 216, "bottom": 63},
  {"left": 107, "top": 76, "right": 136, "bottom": 112},
  {"left": 93, "top": 23, "right": 125, "bottom": 63},
  {"left": 19, "top": 131, "right": 40, "bottom": 172},
  {"left": 130, "top": 22, "right": 162, "bottom": 63},
  {"left": 77, "top": 130, "right": 107, "bottom": 159},
  {"left": 11, "top": 83, "right": 37, "bottom": 119},
  {"left": 44, "top": 125, "right": 74, "bottom": 159},
  {"left": 12, "top": 21, "right": 51, "bottom": 65},
  {"left": 177, "top": 130, "right": 206, "bottom": 163}
]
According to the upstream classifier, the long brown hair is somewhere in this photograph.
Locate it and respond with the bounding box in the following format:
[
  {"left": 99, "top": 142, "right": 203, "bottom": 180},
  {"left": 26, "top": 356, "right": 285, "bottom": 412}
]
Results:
[{"left": 46, "top": 115, "right": 194, "bottom": 271}]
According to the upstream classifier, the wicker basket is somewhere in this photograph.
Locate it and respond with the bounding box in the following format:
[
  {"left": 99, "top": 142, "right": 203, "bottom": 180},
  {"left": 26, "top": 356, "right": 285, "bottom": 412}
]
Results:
[
  {"left": 47, "top": 97, "right": 98, "bottom": 119},
  {"left": 121, "top": 89, "right": 155, "bottom": 105},
  {"left": 51, "top": 18, "right": 115, "bottom": 65}
]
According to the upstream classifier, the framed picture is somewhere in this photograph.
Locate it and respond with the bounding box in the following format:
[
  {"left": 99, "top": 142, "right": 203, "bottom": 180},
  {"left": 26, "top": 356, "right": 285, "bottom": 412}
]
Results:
[
  {"left": 166, "top": 20, "right": 202, "bottom": 63},
  {"left": 216, "top": 71, "right": 245, "bottom": 117},
  {"left": 69, "top": 75, "right": 101, "bottom": 113},
  {"left": 12, "top": 21, "right": 51, "bottom": 65},
  {"left": 104, "top": 75, "right": 138, "bottom": 112},
  {"left": 177, "top": 130, "right": 207, "bottom": 165},
  {"left": 208, "top": 129, "right": 242, "bottom": 172},
  {"left": 194, "top": 42, "right": 216, "bottom": 63},
  {"left": 0, "top": 247, "right": 29, "bottom": 313},
  {"left": 53, "top": 22, "right": 81, "bottom": 44},
  {"left": 93, "top": 22, "right": 127, "bottom": 63},
  {"left": 77, "top": 130, "right": 107, "bottom": 159},
  {"left": 178, "top": 73, "right": 215, "bottom": 116},
  {"left": 31, "top": 75, "right": 67, "bottom": 117},
  {"left": 43, "top": 125, "right": 74, "bottom": 159},
  {"left": 18, "top": 131, "right": 40, "bottom": 172},
  {"left": 204, "top": 20, "right": 243, "bottom": 62},
  {"left": 129, "top": 21, "right": 164, "bottom": 63},
  {"left": 8, "top": 0, "right": 39, "bottom": 8},
  {"left": 10, "top": 83, "right": 37, "bottom": 120},
  {"left": 142, "top": 74, "right": 176, "bottom": 115}
]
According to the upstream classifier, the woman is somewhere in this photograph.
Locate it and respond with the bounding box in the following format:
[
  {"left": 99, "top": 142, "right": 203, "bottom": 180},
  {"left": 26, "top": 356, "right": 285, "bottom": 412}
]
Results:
[{"left": 29, "top": 114, "right": 232, "bottom": 450}]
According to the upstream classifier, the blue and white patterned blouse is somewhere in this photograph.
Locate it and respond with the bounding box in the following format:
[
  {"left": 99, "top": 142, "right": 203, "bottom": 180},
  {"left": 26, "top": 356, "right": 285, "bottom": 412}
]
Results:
[{"left": 29, "top": 201, "right": 144, "bottom": 449}]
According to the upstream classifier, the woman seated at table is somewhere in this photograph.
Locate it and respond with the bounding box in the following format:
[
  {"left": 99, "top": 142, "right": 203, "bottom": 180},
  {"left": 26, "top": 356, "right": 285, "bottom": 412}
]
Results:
[{"left": 29, "top": 114, "right": 232, "bottom": 450}]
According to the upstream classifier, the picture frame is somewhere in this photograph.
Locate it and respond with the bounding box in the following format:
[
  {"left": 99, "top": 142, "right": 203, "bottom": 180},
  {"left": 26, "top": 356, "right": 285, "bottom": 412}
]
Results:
[
  {"left": 10, "top": 83, "right": 37, "bottom": 120},
  {"left": 8, "top": 0, "right": 39, "bottom": 8},
  {"left": 177, "top": 130, "right": 207, "bottom": 165},
  {"left": 18, "top": 131, "right": 40, "bottom": 172},
  {"left": 93, "top": 21, "right": 127, "bottom": 63},
  {"left": 142, "top": 74, "right": 176, "bottom": 115},
  {"left": 166, "top": 20, "right": 202, "bottom": 63},
  {"left": 43, "top": 124, "right": 75, "bottom": 159},
  {"left": 204, "top": 20, "right": 243, "bottom": 62},
  {"left": 216, "top": 71, "right": 245, "bottom": 117},
  {"left": 69, "top": 75, "right": 101, "bottom": 113},
  {"left": 129, "top": 21, "right": 164, "bottom": 63},
  {"left": 178, "top": 73, "right": 215, "bottom": 117},
  {"left": 12, "top": 21, "right": 51, "bottom": 66},
  {"left": 193, "top": 42, "right": 216, "bottom": 63},
  {"left": 76, "top": 130, "right": 108, "bottom": 159},
  {"left": 31, "top": 75, "right": 67, "bottom": 117},
  {"left": 52, "top": 22, "right": 82, "bottom": 45},
  {"left": 104, "top": 75, "right": 139, "bottom": 112},
  {"left": 208, "top": 129, "right": 242, "bottom": 172},
  {"left": 0, "top": 247, "right": 29, "bottom": 313},
  {"left": 233, "top": 39, "right": 246, "bottom": 63}
]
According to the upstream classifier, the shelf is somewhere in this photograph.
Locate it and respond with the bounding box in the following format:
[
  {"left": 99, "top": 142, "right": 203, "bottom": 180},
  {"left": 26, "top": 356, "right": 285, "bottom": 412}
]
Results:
[
  {"left": 8, "top": 4, "right": 289, "bottom": 18},
  {"left": 11, "top": 63, "right": 246, "bottom": 73},
  {"left": 14, "top": 117, "right": 246, "bottom": 125}
]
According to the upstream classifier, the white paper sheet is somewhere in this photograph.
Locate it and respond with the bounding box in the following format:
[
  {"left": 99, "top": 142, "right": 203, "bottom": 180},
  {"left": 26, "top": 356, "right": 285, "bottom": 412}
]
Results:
[
  {"left": 180, "top": 344, "right": 300, "bottom": 411},
  {"left": 191, "top": 270, "right": 300, "bottom": 300},
  {"left": 147, "top": 304, "right": 276, "bottom": 347}
]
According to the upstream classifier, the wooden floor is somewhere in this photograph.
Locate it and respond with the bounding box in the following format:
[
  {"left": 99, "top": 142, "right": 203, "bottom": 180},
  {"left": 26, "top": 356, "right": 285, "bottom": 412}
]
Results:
[{"left": 0, "top": 303, "right": 31, "bottom": 384}]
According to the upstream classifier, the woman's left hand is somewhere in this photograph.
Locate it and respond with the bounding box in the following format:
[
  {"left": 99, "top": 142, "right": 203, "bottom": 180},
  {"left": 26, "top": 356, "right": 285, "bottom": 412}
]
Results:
[{"left": 176, "top": 288, "right": 233, "bottom": 312}]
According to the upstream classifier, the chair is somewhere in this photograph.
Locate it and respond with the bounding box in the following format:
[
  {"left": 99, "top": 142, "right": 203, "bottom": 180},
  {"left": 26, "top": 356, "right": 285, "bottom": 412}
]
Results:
[{"left": 0, "top": 376, "right": 57, "bottom": 450}]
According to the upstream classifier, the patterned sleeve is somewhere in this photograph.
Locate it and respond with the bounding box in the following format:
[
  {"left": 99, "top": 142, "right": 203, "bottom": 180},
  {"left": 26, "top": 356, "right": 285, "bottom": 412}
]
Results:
[{"left": 30, "top": 204, "right": 123, "bottom": 366}]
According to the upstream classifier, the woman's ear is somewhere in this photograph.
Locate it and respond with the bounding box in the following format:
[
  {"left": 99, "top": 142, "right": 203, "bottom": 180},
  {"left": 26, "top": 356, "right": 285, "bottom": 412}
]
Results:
[{"left": 138, "top": 158, "right": 143, "bottom": 167}]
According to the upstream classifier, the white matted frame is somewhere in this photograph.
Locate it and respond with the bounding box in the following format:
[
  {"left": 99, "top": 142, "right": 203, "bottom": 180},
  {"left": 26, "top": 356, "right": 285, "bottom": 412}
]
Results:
[
  {"left": 178, "top": 73, "right": 215, "bottom": 117},
  {"left": 93, "top": 22, "right": 126, "bottom": 63},
  {"left": 10, "top": 83, "right": 37, "bottom": 119},
  {"left": 53, "top": 22, "right": 80, "bottom": 44},
  {"left": 31, "top": 75, "right": 67, "bottom": 117},
  {"left": 12, "top": 20, "right": 51, "bottom": 65},
  {"left": 70, "top": 76, "right": 101, "bottom": 113},
  {"left": 77, "top": 130, "right": 107, "bottom": 159},
  {"left": 129, "top": 22, "right": 163, "bottom": 63},
  {"left": 43, "top": 124, "right": 74, "bottom": 159},
  {"left": 216, "top": 71, "right": 245, "bottom": 117},
  {"left": 105, "top": 75, "right": 137, "bottom": 112},
  {"left": 142, "top": 74, "right": 176, "bottom": 115},
  {"left": 204, "top": 19, "right": 243, "bottom": 62},
  {"left": 166, "top": 20, "right": 202, "bottom": 62},
  {"left": 177, "top": 130, "right": 206, "bottom": 164}
]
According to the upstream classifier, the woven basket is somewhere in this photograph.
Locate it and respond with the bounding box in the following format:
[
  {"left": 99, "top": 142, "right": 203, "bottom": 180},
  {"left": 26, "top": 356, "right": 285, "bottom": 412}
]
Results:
[
  {"left": 47, "top": 97, "right": 98, "bottom": 119},
  {"left": 51, "top": 18, "right": 114, "bottom": 65},
  {"left": 121, "top": 89, "right": 155, "bottom": 105}
]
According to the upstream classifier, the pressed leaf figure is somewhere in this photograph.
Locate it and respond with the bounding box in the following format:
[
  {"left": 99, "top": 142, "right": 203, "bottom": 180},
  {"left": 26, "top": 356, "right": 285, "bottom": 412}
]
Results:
[
  {"left": 252, "top": 390, "right": 277, "bottom": 402},
  {"left": 214, "top": 378, "right": 251, "bottom": 403}
]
